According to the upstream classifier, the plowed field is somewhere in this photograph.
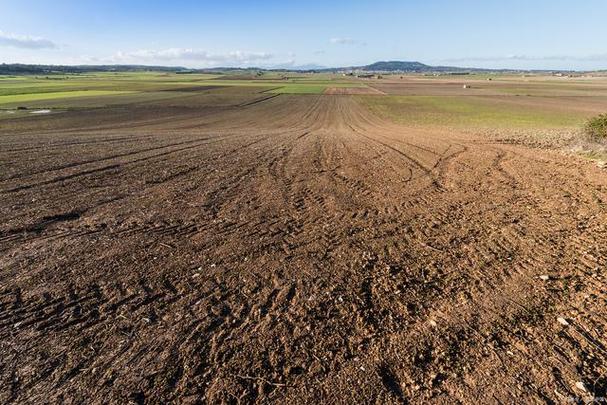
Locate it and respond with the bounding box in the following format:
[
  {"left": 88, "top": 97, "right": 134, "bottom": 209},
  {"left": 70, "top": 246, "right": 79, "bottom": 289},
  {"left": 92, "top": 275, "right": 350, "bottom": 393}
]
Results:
[{"left": 1, "top": 92, "right": 607, "bottom": 403}]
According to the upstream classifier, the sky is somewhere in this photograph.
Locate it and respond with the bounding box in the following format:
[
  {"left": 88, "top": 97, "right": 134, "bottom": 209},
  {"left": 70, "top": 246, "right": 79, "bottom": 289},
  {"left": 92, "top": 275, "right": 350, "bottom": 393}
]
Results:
[{"left": 1, "top": 0, "right": 607, "bottom": 70}]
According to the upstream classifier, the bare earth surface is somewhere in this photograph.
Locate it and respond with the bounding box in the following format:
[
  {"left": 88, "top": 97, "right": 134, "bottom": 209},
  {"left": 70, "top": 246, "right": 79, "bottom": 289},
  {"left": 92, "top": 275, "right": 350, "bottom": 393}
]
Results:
[
  {"left": 1, "top": 95, "right": 607, "bottom": 403},
  {"left": 324, "top": 87, "right": 385, "bottom": 95}
]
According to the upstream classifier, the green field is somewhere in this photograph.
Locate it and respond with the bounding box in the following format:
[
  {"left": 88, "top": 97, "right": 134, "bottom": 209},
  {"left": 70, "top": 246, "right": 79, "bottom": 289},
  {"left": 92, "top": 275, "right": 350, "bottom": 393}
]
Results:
[
  {"left": 1, "top": 72, "right": 604, "bottom": 128},
  {"left": 0, "top": 72, "right": 367, "bottom": 104},
  {"left": 0, "top": 90, "right": 137, "bottom": 105},
  {"left": 359, "top": 95, "right": 591, "bottom": 129}
]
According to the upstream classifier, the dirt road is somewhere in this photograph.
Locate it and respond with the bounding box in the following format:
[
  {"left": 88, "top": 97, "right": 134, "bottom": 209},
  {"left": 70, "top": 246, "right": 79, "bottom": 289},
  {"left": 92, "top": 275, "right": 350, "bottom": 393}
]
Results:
[{"left": 1, "top": 95, "right": 606, "bottom": 403}]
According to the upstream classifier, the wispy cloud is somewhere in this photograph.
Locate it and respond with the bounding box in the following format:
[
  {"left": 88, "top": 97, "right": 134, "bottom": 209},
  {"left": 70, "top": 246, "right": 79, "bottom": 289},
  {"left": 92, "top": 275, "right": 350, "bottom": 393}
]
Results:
[
  {"left": 329, "top": 37, "right": 366, "bottom": 46},
  {"left": 0, "top": 30, "right": 57, "bottom": 49},
  {"left": 443, "top": 54, "right": 607, "bottom": 63},
  {"left": 111, "top": 48, "right": 274, "bottom": 66}
]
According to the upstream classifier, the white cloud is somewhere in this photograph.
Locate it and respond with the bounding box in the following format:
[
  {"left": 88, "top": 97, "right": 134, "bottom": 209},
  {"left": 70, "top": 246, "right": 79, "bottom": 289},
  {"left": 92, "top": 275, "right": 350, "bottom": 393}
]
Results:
[
  {"left": 329, "top": 37, "right": 365, "bottom": 46},
  {"left": 111, "top": 48, "right": 274, "bottom": 66},
  {"left": 0, "top": 30, "right": 57, "bottom": 49}
]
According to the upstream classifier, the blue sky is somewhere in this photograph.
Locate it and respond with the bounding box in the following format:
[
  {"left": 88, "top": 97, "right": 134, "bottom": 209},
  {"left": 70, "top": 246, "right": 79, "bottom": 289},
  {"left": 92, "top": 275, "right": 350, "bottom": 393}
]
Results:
[{"left": 1, "top": 0, "right": 607, "bottom": 70}]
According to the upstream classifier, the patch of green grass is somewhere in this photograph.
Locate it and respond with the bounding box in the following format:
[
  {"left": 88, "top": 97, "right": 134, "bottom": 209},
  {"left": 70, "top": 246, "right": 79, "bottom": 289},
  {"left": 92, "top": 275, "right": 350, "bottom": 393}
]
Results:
[
  {"left": 0, "top": 90, "right": 137, "bottom": 105},
  {"left": 359, "top": 95, "right": 587, "bottom": 128},
  {"left": 0, "top": 76, "right": 29, "bottom": 81},
  {"left": 0, "top": 79, "right": 219, "bottom": 96}
]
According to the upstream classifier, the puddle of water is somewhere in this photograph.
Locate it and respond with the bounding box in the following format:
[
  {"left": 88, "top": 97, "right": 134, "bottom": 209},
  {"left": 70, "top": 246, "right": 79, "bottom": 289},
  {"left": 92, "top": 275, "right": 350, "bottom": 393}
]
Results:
[{"left": 30, "top": 109, "right": 52, "bottom": 114}]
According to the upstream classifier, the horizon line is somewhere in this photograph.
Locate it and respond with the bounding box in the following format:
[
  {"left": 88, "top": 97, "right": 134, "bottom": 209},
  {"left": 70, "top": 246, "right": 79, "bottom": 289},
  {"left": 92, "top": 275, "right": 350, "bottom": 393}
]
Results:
[{"left": 1, "top": 60, "right": 605, "bottom": 73}]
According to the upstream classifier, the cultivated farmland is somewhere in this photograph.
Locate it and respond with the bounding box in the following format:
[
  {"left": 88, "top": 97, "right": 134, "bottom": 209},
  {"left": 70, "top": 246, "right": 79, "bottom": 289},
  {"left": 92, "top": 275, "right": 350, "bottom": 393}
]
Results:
[{"left": 1, "top": 73, "right": 607, "bottom": 403}]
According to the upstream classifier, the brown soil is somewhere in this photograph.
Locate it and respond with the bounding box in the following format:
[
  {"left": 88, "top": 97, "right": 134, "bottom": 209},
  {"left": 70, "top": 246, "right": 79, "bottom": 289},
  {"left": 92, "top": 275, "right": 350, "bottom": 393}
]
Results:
[
  {"left": 324, "top": 87, "right": 385, "bottom": 95},
  {"left": 1, "top": 95, "right": 607, "bottom": 404}
]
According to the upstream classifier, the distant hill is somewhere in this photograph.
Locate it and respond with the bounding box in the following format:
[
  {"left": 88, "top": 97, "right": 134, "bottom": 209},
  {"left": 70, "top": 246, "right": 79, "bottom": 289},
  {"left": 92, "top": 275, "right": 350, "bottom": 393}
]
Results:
[
  {"left": 0, "top": 61, "right": 577, "bottom": 76},
  {"left": 317, "top": 60, "right": 485, "bottom": 73},
  {"left": 357, "top": 61, "right": 432, "bottom": 72}
]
